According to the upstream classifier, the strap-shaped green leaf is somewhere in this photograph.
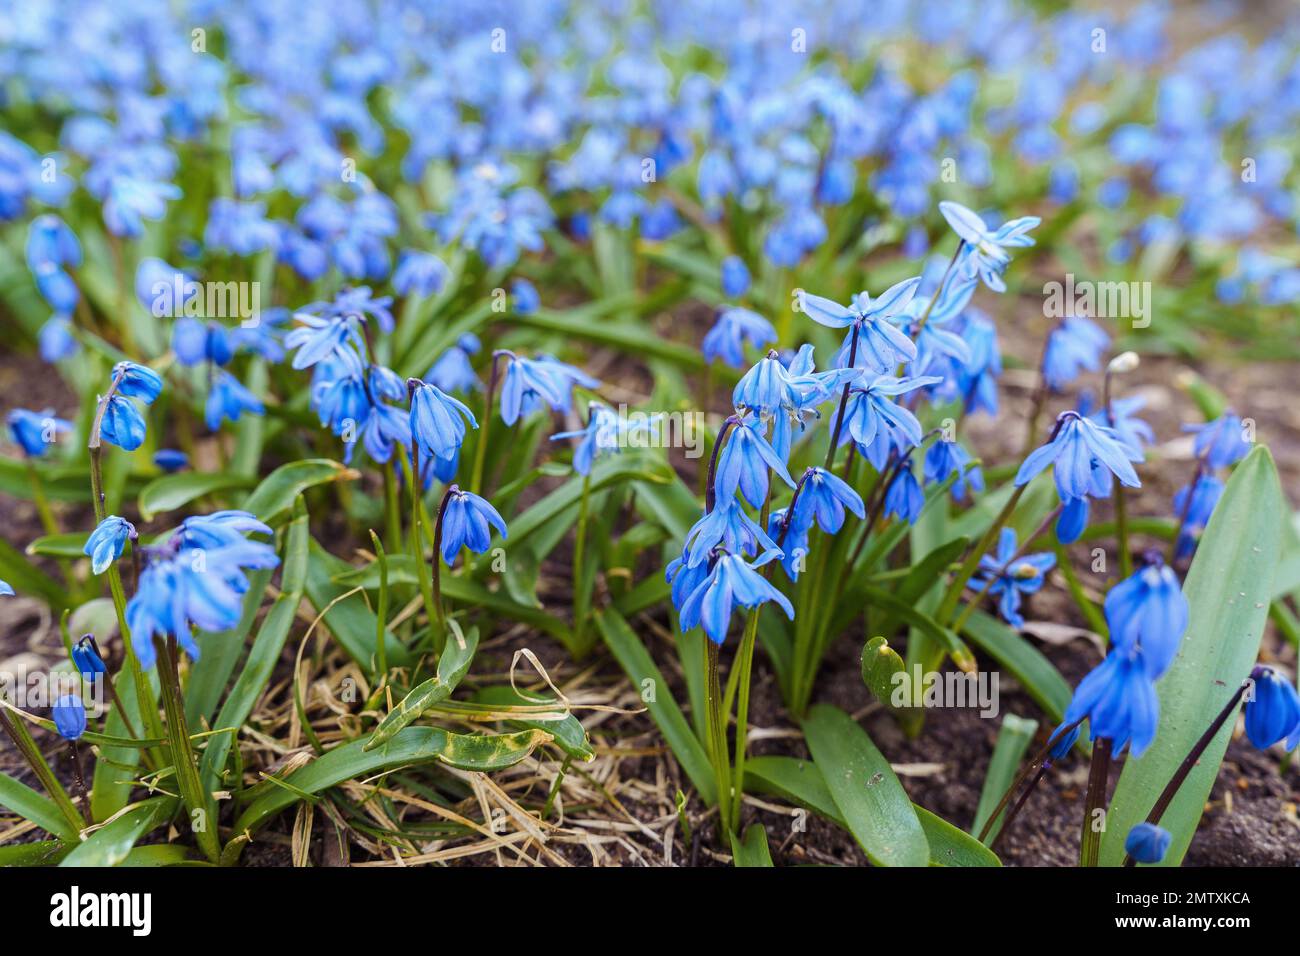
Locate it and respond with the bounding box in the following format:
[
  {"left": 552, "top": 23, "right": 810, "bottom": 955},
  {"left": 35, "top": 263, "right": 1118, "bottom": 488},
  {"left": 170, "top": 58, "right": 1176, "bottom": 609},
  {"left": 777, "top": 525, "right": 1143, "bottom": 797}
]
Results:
[
  {"left": 1101, "top": 446, "right": 1284, "bottom": 866},
  {"left": 364, "top": 626, "right": 479, "bottom": 751}
]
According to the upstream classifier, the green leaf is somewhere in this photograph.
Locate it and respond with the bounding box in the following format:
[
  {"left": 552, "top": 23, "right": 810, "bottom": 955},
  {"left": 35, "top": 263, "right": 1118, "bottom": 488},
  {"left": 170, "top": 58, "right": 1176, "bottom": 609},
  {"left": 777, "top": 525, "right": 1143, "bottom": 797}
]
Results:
[
  {"left": 730, "top": 823, "right": 774, "bottom": 867},
  {"left": 364, "top": 626, "right": 479, "bottom": 751},
  {"left": 0, "top": 770, "right": 79, "bottom": 841},
  {"left": 138, "top": 472, "right": 255, "bottom": 521},
  {"left": 959, "top": 611, "right": 1073, "bottom": 727},
  {"left": 25, "top": 531, "right": 91, "bottom": 559},
  {"left": 973, "top": 713, "right": 1039, "bottom": 844},
  {"left": 305, "top": 539, "right": 413, "bottom": 668},
  {"left": 861, "top": 636, "right": 908, "bottom": 714},
  {"left": 1101, "top": 446, "right": 1285, "bottom": 866},
  {"left": 744, "top": 756, "right": 998, "bottom": 867},
  {"left": 200, "top": 498, "right": 308, "bottom": 792},
  {"left": 185, "top": 568, "right": 274, "bottom": 729},
  {"left": 0, "top": 535, "right": 68, "bottom": 607},
  {"left": 231, "top": 727, "right": 551, "bottom": 839},
  {"left": 473, "top": 686, "right": 595, "bottom": 762},
  {"left": 595, "top": 608, "right": 715, "bottom": 804},
  {"left": 0, "top": 840, "right": 70, "bottom": 865},
  {"left": 60, "top": 798, "right": 177, "bottom": 867},
  {"left": 801, "top": 703, "right": 929, "bottom": 867},
  {"left": 243, "top": 459, "right": 359, "bottom": 524}
]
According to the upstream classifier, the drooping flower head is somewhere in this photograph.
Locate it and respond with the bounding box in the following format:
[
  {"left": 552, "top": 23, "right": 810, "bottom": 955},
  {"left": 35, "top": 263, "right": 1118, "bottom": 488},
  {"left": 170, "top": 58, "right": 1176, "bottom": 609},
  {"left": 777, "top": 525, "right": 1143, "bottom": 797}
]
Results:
[
  {"left": 939, "top": 200, "right": 1040, "bottom": 292},
  {"left": 408, "top": 378, "right": 477, "bottom": 466},
  {"left": 7, "top": 408, "right": 71, "bottom": 458},
  {"left": 52, "top": 695, "right": 87, "bottom": 741},
  {"left": 714, "top": 416, "right": 795, "bottom": 509},
  {"left": 1104, "top": 554, "right": 1188, "bottom": 681},
  {"left": 1125, "top": 823, "right": 1171, "bottom": 865},
  {"left": 1244, "top": 666, "right": 1300, "bottom": 751},
  {"left": 71, "top": 634, "right": 107, "bottom": 683},
  {"left": 702, "top": 307, "right": 776, "bottom": 368},
  {"left": 1063, "top": 645, "right": 1160, "bottom": 757},
  {"left": 84, "top": 516, "right": 137, "bottom": 575},
  {"left": 798, "top": 278, "right": 921, "bottom": 373},
  {"left": 498, "top": 352, "right": 599, "bottom": 425},
  {"left": 676, "top": 549, "right": 794, "bottom": 644},
  {"left": 1184, "top": 411, "right": 1252, "bottom": 468},
  {"left": 551, "top": 401, "right": 659, "bottom": 476},
  {"left": 438, "top": 486, "right": 507, "bottom": 565},
  {"left": 970, "top": 527, "right": 1056, "bottom": 629}
]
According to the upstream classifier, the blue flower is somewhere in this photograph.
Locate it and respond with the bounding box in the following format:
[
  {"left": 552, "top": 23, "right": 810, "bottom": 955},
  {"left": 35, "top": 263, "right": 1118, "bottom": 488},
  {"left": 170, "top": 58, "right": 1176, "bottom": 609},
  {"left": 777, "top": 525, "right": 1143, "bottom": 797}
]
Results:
[
  {"left": 720, "top": 255, "right": 750, "bottom": 298},
  {"left": 938, "top": 201, "right": 1040, "bottom": 293},
  {"left": 154, "top": 449, "right": 189, "bottom": 472},
  {"left": 38, "top": 315, "right": 79, "bottom": 362},
  {"left": 551, "top": 401, "right": 657, "bottom": 476},
  {"left": 682, "top": 499, "right": 781, "bottom": 569},
  {"left": 1244, "top": 666, "right": 1300, "bottom": 751},
  {"left": 715, "top": 417, "right": 795, "bottom": 509},
  {"left": 840, "top": 374, "right": 938, "bottom": 468},
  {"left": 103, "top": 176, "right": 181, "bottom": 238},
  {"left": 439, "top": 486, "right": 507, "bottom": 564},
  {"left": 799, "top": 279, "right": 920, "bottom": 373},
  {"left": 113, "top": 362, "right": 163, "bottom": 404},
  {"left": 409, "top": 379, "right": 477, "bottom": 464},
  {"left": 32, "top": 261, "right": 78, "bottom": 313},
  {"left": 792, "top": 467, "right": 864, "bottom": 535},
  {"left": 426, "top": 336, "right": 482, "bottom": 394},
  {"left": 26, "top": 214, "right": 81, "bottom": 272},
  {"left": 954, "top": 310, "right": 1001, "bottom": 416},
  {"left": 971, "top": 528, "right": 1056, "bottom": 629},
  {"left": 677, "top": 550, "right": 794, "bottom": 644},
  {"left": 1043, "top": 317, "right": 1109, "bottom": 391},
  {"left": 393, "top": 250, "right": 448, "bottom": 297},
  {"left": 1063, "top": 646, "right": 1160, "bottom": 757},
  {"left": 702, "top": 307, "right": 776, "bottom": 368},
  {"left": 1125, "top": 823, "right": 1171, "bottom": 864},
  {"left": 498, "top": 353, "right": 598, "bottom": 425},
  {"left": 71, "top": 634, "right": 107, "bottom": 682},
  {"left": 733, "top": 350, "right": 800, "bottom": 419},
  {"left": 1172, "top": 474, "right": 1222, "bottom": 559},
  {"left": 0, "top": 579, "right": 11, "bottom": 597},
  {"left": 286, "top": 312, "right": 365, "bottom": 370},
  {"left": 7, "top": 408, "right": 70, "bottom": 457},
  {"left": 205, "top": 371, "right": 264, "bottom": 431},
  {"left": 924, "top": 439, "right": 984, "bottom": 501},
  {"left": 512, "top": 278, "right": 541, "bottom": 314},
  {"left": 357, "top": 402, "right": 411, "bottom": 466},
  {"left": 126, "top": 513, "right": 279, "bottom": 668},
  {"left": 1016, "top": 411, "right": 1142, "bottom": 502},
  {"left": 173, "top": 318, "right": 233, "bottom": 367},
  {"left": 1184, "top": 412, "right": 1251, "bottom": 468},
  {"left": 1104, "top": 557, "right": 1188, "bottom": 681},
  {"left": 84, "top": 516, "right": 137, "bottom": 575},
  {"left": 1047, "top": 721, "right": 1081, "bottom": 759},
  {"left": 768, "top": 508, "right": 810, "bottom": 580},
  {"left": 1090, "top": 395, "right": 1155, "bottom": 456},
  {"left": 883, "top": 467, "right": 924, "bottom": 524},
  {"left": 52, "top": 695, "right": 87, "bottom": 741},
  {"left": 100, "top": 395, "right": 147, "bottom": 451}
]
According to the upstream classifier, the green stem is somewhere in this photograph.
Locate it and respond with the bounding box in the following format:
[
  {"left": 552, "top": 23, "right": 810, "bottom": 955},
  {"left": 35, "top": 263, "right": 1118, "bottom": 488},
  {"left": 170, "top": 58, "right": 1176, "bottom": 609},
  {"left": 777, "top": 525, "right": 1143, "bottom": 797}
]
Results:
[
  {"left": 571, "top": 471, "right": 593, "bottom": 655},
  {"left": 1114, "top": 485, "right": 1133, "bottom": 579},
  {"left": 0, "top": 705, "right": 87, "bottom": 831},
  {"left": 469, "top": 353, "right": 503, "bottom": 496},
  {"left": 382, "top": 462, "right": 404, "bottom": 555},
  {"left": 704, "top": 638, "right": 732, "bottom": 835},
  {"left": 1079, "top": 736, "right": 1112, "bottom": 867},
  {"left": 156, "top": 636, "right": 220, "bottom": 864},
  {"left": 404, "top": 448, "right": 441, "bottom": 650},
  {"left": 25, "top": 460, "right": 58, "bottom": 536},
  {"left": 369, "top": 530, "right": 389, "bottom": 678},
  {"left": 729, "top": 494, "right": 771, "bottom": 824},
  {"left": 1053, "top": 540, "right": 1108, "bottom": 637},
  {"left": 936, "top": 485, "right": 1027, "bottom": 626},
  {"left": 429, "top": 486, "right": 454, "bottom": 654}
]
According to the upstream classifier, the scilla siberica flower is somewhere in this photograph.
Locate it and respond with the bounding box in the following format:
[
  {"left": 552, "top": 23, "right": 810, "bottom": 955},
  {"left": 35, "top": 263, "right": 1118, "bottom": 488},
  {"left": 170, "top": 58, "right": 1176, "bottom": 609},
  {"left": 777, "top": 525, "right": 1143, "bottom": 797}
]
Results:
[
  {"left": 970, "top": 528, "right": 1056, "bottom": 629},
  {"left": 1015, "top": 411, "right": 1142, "bottom": 543},
  {"left": 715, "top": 417, "right": 795, "bottom": 509},
  {"left": 84, "top": 516, "right": 137, "bottom": 575},
  {"left": 52, "top": 695, "right": 87, "bottom": 741},
  {"left": 702, "top": 307, "right": 776, "bottom": 369},
  {"left": 126, "top": 511, "right": 279, "bottom": 669},
  {"left": 1184, "top": 411, "right": 1252, "bottom": 468},
  {"left": 677, "top": 549, "right": 794, "bottom": 644},
  {"left": 681, "top": 498, "right": 781, "bottom": 568},
  {"left": 720, "top": 255, "right": 750, "bottom": 299},
  {"left": 1063, "top": 645, "right": 1160, "bottom": 756},
  {"left": 551, "top": 401, "right": 659, "bottom": 476},
  {"left": 7, "top": 408, "right": 70, "bottom": 457},
  {"left": 1125, "top": 822, "right": 1171, "bottom": 864},
  {"left": 100, "top": 362, "right": 163, "bottom": 451},
  {"left": 409, "top": 378, "right": 477, "bottom": 466},
  {"left": 1042, "top": 316, "right": 1109, "bottom": 392},
  {"left": 791, "top": 467, "right": 865, "bottom": 535},
  {"left": 392, "top": 250, "right": 448, "bottom": 298},
  {"left": 205, "top": 370, "right": 265, "bottom": 431},
  {"left": 1172, "top": 474, "right": 1222, "bottom": 559},
  {"left": 154, "top": 449, "right": 189, "bottom": 472},
  {"left": 768, "top": 508, "right": 810, "bottom": 580},
  {"left": 173, "top": 317, "right": 234, "bottom": 367},
  {"left": 439, "top": 486, "right": 507, "bottom": 565},
  {"left": 883, "top": 467, "right": 924, "bottom": 524},
  {"left": 839, "top": 374, "right": 939, "bottom": 469},
  {"left": 1243, "top": 666, "right": 1300, "bottom": 751},
  {"left": 512, "top": 278, "right": 541, "bottom": 314},
  {"left": 799, "top": 278, "right": 921, "bottom": 373},
  {"left": 924, "top": 439, "right": 984, "bottom": 501},
  {"left": 938, "top": 200, "right": 1040, "bottom": 293},
  {"left": 426, "top": 334, "right": 482, "bottom": 394},
  {"left": 71, "top": 634, "right": 107, "bottom": 682},
  {"left": 1104, "top": 556, "right": 1188, "bottom": 680},
  {"left": 498, "top": 352, "right": 599, "bottom": 425}
]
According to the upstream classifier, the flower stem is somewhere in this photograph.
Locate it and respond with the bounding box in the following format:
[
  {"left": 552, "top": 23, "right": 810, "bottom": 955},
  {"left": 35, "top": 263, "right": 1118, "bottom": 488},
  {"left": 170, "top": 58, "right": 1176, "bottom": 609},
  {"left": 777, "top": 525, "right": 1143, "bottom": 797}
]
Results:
[
  {"left": 155, "top": 636, "right": 219, "bottom": 863},
  {"left": 469, "top": 352, "right": 504, "bottom": 496},
  {"left": 976, "top": 717, "right": 1085, "bottom": 844},
  {"left": 405, "top": 446, "right": 441, "bottom": 651},
  {"left": 704, "top": 637, "right": 732, "bottom": 835},
  {"left": 729, "top": 494, "right": 771, "bottom": 825},
  {"left": 1052, "top": 540, "right": 1109, "bottom": 637},
  {"left": 1079, "top": 736, "right": 1113, "bottom": 867},
  {"left": 936, "top": 485, "right": 1026, "bottom": 626},
  {"left": 25, "top": 460, "right": 58, "bottom": 536},
  {"left": 571, "top": 471, "right": 594, "bottom": 655},
  {"left": 382, "top": 461, "right": 403, "bottom": 555},
  {"left": 369, "top": 530, "right": 389, "bottom": 678},
  {"left": 0, "top": 703, "right": 87, "bottom": 831},
  {"left": 1121, "top": 677, "right": 1251, "bottom": 867},
  {"left": 429, "top": 485, "right": 455, "bottom": 654},
  {"left": 824, "top": 326, "right": 860, "bottom": 470}
]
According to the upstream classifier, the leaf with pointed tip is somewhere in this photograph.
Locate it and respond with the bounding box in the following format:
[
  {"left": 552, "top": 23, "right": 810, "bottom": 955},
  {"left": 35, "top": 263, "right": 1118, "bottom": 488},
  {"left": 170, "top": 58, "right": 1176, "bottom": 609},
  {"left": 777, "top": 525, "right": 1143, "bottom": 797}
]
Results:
[{"left": 364, "top": 627, "right": 479, "bottom": 751}]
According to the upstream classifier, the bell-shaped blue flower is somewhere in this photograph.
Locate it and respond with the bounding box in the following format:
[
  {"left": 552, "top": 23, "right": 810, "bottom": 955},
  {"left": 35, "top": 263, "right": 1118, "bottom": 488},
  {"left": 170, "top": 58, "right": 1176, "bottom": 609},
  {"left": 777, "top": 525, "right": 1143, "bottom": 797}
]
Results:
[
  {"left": 1047, "top": 720, "right": 1081, "bottom": 759},
  {"left": 733, "top": 350, "right": 799, "bottom": 418},
  {"left": 677, "top": 549, "right": 795, "bottom": 644},
  {"left": 714, "top": 417, "right": 795, "bottom": 509},
  {"left": 100, "top": 394, "right": 147, "bottom": 451},
  {"left": 883, "top": 467, "right": 924, "bottom": 524},
  {"left": 1185, "top": 412, "right": 1251, "bottom": 468},
  {"left": 1016, "top": 411, "right": 1142, "bottom": 502},
  {"left": 1042, "top": 317, "right": 1109, "bottom": 391},
  {"left": 1104, "top": 557, "right": 1188, "bottom": 681},
  {"left": 924, "top": 439, "right": 984, "bottom": 501},
  {"left": 1124, "top": 822, "right": 1171, "bottom": 864},
  {"left": 154, "top": 449, "right": 189, "bottom": 472},
  {"left": 720, "top": 255, "right": 750, "bottom": 298},
  {"left": 939, "top": 200, "right": 1039, "bottom": 293},
  {"left": 1063, "top": 646, "right": 1160, "bottom": 757},
  {"left": 1172, "top": 474, "right": 1223, "bottom": 560},
  {"left": 393, "top": 250, "right": 448, "bottom": 297},
  {"left": 426, "top": 335, "right": 482, "bottom": 394},
  {"left": 409, "top": 378, "right": 477, "bottom": 464},
  {"left": 439, "top": 486, "right": 507, "bottom": 565},
  {"left": 793, "top": 467, "right": 864, "bottom": 535},
  {"left": 52, "top": 695, "right": 87, "bottom": 741},
  {"left": 84, "top": 515, "right": 137, "bottom": 575},
  {"left": 173, "top": 317, "right": 233, "bottom": 367},
  {"left": 702, "top": 307, "right": 776, "bottom": 368},
  {"left": 205, "top": 371, "right": 265, "bottom": 431},
  {"left": 7, "top": 408, "right": 71, "bottom": 457},
  {"left": 498, "top": 353, "right": 599, "bottom": 425},
  {"left": 682, "top": 499, "right": 781, "bottom": 568},
  {"left": 71, "top": 634, "right": 107, "bottom": 682},
  {"left": 113, "top": 361, "right": 163, "bottom": 404},
  {"left": 799, "top": 279, "right": 920, "bottom": 373},
  {"left": 1244, "top": 666, "right": 1300, "bottom": 751}
]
